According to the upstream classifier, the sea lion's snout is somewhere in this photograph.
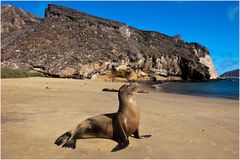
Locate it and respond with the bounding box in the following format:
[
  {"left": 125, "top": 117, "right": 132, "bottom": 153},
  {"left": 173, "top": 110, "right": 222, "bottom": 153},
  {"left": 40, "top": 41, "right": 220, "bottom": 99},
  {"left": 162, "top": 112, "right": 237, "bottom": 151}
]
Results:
[
  {"left": 130, "top": 82, "right": 138, "bottom": 92},
  {"left": 126, "top": 82, "right": 138, "bottom": 95},
  {"left": 119, "top": 82, "right": 139, "bottom": 96}
]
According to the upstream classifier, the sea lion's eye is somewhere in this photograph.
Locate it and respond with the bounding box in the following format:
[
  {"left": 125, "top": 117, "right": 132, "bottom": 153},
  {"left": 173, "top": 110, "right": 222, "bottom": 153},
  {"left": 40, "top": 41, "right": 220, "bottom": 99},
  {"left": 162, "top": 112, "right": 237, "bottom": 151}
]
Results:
[{"left": 124, "top": 83, "right": 130, "bottom": 89}]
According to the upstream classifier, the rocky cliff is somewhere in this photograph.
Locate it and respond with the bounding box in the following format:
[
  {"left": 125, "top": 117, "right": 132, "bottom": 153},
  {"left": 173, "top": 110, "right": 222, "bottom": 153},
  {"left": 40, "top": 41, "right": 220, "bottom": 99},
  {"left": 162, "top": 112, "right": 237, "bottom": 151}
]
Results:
[
  {"left": 220, "top": 69, "right": 239, "bottom": 79},
  {"left": 1, "top": 4, "right": 41, "bottom": 49},
  {"left": 1, "top": 4, "right": 218, "bottom": 81}
]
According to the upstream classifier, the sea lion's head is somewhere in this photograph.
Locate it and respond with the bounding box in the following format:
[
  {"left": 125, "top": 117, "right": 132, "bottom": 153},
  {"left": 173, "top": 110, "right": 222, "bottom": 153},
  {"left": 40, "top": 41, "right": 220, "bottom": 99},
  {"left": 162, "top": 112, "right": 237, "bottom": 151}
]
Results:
[
  {"left": 118, "top": 82, "right": 138, "bottom": 107},
  {"left": 118, "top": 82, "right": 138, "bottom": 97}
]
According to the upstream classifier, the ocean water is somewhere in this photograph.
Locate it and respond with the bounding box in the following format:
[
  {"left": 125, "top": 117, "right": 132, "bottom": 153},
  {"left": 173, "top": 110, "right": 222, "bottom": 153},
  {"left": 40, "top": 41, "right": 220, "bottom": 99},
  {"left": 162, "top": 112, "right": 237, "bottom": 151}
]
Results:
[{"left": 158, "top": 79, "right": 239, "bottom": 99}]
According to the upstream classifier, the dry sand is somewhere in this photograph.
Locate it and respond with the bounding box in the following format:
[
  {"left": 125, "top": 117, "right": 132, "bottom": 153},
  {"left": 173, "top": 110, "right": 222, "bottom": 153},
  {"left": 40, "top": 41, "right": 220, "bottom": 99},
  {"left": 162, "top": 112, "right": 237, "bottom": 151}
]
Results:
[{"left": 1, "top": 77, "right": 239, "bottom": 159}]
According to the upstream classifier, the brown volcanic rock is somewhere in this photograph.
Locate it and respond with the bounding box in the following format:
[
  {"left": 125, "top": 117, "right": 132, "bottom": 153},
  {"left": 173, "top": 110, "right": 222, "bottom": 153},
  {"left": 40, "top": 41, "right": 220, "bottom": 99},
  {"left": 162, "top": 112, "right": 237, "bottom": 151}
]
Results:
[
  {"left": 1, "top": 4, "right": 40, "bottom": 34},
  {"left": 1, "top": 4, "right": 217, "bottom": 81},
  {"left": 1, "top": 4, "right": 41, "bottom": 48},
  {"left": 220, "top": 69, "right": 239, "bottom": 78}
]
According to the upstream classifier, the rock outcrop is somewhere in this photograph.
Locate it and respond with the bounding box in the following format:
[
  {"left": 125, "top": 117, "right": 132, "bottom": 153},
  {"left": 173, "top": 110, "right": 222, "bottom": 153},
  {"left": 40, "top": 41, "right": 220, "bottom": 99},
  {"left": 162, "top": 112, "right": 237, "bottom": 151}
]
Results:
[
  {"left": 220, "top": 69, "right": 239, "bottom": 79},
  {"left": 1, "top": 4, "right": 41, "bottom": 49},
  {"left": 1, "top": 4, "right": 218, "bottom": 81}
]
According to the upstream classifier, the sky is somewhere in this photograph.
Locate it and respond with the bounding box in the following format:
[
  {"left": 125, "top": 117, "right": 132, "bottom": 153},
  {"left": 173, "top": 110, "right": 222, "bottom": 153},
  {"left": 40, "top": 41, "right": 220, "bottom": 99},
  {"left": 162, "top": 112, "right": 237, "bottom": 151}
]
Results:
[{"left": 1, "top": 1, "right": 239, "bottom": 75}]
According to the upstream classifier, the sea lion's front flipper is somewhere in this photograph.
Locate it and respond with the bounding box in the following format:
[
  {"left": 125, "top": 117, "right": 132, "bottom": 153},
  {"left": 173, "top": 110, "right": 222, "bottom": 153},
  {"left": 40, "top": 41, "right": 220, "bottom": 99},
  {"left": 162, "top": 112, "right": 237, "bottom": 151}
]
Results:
[
  {"left": 111, "top": 139, "right": 129, "bottom": 152},
  {"left": 132, "top": 128, "right": 152, "bottom": 139},
  {"left": 139, "top": 135, "right": 152, "bottom": 138},
  {"left": 111, "top": 116, "right": 129, "bottom": 152}
]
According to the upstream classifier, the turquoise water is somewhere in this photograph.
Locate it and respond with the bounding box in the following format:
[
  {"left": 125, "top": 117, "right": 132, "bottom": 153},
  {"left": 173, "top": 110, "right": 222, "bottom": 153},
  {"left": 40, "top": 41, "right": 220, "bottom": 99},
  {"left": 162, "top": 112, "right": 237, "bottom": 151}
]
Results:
[{"left": 160, "top": 79, "right": 239, "bottom": 99}]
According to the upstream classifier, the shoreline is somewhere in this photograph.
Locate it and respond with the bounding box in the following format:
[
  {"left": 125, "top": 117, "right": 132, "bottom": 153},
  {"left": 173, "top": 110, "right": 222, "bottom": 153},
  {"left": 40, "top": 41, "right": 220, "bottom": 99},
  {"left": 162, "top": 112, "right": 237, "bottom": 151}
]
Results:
[
  {"left": 3, "top": 76, "right": 238, "bottom": 100},
  {"left": 144, "top": 80, "right": 239, "bottom": 100},
  {"left": 1, "top": 77, "right": 239, "bottom": 159}
]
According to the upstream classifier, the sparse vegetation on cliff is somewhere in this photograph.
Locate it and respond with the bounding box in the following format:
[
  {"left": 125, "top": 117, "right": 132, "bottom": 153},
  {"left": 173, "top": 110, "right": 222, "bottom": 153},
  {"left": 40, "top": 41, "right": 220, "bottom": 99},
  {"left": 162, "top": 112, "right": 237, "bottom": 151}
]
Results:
[{"left": 1, "top": 68, "right": 45, "bottom": 78}]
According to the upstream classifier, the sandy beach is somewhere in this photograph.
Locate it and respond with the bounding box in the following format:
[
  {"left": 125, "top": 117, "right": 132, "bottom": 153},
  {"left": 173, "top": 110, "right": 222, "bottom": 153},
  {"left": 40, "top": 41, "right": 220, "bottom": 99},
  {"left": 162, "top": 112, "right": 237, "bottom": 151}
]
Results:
[{"left": 1, "top": 77, "right": 239, "bottom": 159}]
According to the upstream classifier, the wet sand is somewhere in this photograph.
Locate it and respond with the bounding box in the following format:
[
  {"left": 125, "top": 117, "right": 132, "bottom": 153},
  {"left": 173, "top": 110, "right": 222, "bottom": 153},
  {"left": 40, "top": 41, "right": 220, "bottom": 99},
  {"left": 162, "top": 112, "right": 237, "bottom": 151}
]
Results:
[{"left": 1, "top": 77, "right": 239, "bottom": 159}]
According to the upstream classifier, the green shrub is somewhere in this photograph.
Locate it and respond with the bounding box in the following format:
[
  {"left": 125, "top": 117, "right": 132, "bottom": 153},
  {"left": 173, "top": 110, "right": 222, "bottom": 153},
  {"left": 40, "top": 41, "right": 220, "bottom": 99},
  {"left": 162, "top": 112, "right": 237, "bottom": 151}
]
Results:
[
  {"left": 140, "top": 49, "right": 148, "bottom": 60},
  {"left": 1, "top": 68, "right": 45, "bottom": 78},
  {"left": 28, "top": 71, "right": 45, "bottom": 77},
  {"left": 152, "top": 52, "right": 158, "bottom": 63}
]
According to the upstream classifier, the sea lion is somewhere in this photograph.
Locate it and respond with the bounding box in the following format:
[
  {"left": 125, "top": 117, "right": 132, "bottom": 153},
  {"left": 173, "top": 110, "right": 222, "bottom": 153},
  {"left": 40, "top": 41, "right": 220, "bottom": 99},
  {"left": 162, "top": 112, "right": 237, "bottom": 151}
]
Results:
[{"left": 54, "top": 82, "right": 151, "bottom": 152}]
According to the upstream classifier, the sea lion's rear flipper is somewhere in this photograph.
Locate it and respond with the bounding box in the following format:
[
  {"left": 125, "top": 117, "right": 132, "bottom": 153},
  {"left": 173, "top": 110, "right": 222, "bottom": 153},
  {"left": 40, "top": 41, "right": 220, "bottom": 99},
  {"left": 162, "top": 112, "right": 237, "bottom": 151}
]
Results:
[
  {"left": 62, "top": 138, "right": 76, "bottom": 149},
  {"left": 132, "top": 128, "right": 152, "bottom": 139},
  {"left": 54, "top": 131, "right": 71, "bottom": 146}
]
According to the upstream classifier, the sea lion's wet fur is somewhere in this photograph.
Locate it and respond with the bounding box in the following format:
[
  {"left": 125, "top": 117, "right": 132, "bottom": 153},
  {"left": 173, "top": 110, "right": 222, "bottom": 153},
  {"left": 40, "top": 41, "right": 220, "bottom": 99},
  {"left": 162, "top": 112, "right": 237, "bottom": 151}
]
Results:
[{"left": 54, "top": 82, "right": 151, "bottom": 151}]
